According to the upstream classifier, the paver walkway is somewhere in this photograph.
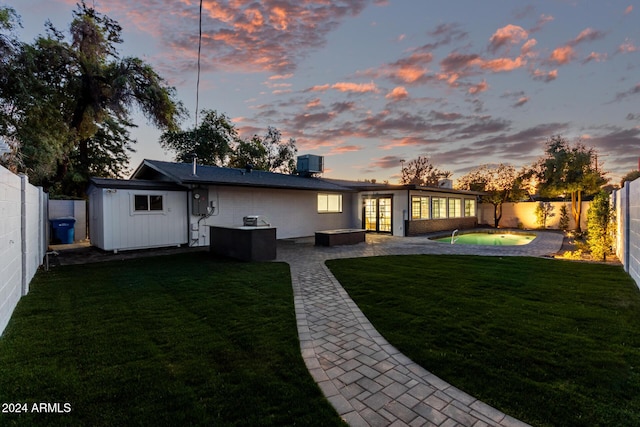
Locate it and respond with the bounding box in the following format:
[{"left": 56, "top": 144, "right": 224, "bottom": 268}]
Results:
[{"left": 277, "top": 231, "right": 564, "bottom": 427}]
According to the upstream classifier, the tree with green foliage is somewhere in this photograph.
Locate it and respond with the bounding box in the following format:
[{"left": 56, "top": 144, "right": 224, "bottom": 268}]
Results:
[
  {"left": 160, "top": 110, "right": 237, "bottom": 166},
  {"left": 620, "top": 170, "right": 640, "bottom": 188},
  {"left": 559, "top": 204, "right": 570, "bottom": 231},
  {"left": 534, "top": 135, "right": 607, "bottom": 232},
  {"left": 400, "top": 156, "right": 451, "bottom": 186},
  {"left": 535, "top": 201, "right": 555, "bottom": 229},
  {"left": 587, "top": 191, "right": 615, "bottom": 261},
  {"left": 456, "top": 164, "right": 526, "bottom": 228},
  {"left": 229, "top": 126, "right": 297, "bottom": 174},
  {"left": 0, "top": 2, "right": 184, "bottom": 196}
]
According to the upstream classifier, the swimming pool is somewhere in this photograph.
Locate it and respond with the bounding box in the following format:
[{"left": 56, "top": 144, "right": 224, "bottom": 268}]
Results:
[{"left": 432, "top": 231, "right": 536, "bottom": 246}]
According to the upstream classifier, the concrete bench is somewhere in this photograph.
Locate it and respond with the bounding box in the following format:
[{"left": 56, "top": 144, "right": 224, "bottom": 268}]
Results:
[{"left": 315, "top": 229, "right": 366, "bottom": 246}]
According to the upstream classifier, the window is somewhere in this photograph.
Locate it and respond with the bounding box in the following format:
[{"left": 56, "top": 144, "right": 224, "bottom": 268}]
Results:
[
  {"left": 133, "top": 194, "right": 164, "bottom": 212},
  {"left": 411, "top": 196, "right": 429, "bottom": 219},
  {"left": 448, "top": 198, "right": 461, "bottom": 218},
  {"left": 318, "top": 193, "right": 342, "bottom": 213},
  {"left": 432, "top": 197, "right": 447, "bottom": 219},
  {"left": 465, "top": 199, "right": 476, "bottom": 217}
]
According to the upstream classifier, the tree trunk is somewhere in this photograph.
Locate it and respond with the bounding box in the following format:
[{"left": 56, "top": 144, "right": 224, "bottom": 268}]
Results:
[
  {"left": 571, "top": 190, "right": 582, "bottom": 233},
  {"left": 494, "top": 203, "right": 502, "bottom": 228}
]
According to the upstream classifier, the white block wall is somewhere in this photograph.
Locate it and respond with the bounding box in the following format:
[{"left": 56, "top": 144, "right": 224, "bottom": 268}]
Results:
[
  {"left": 629, "top": 179, "right": 640, "bottom": 288},
  {"left": 0, "top": 166, "right": 46, "bottom": 336},
  {"left": 0, "top": 167, "right": 22, "bottom": 336},
  {"left": 616, "top": 179, "right": 640, "bottom": 289}
]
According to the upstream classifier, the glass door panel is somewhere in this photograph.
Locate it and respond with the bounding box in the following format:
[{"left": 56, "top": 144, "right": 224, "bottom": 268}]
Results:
[
  {"left": 378, "top": 198, "right": 392, "bottom": 232},
  {"left": 364, "top": 199, "right": 377, "bottom": 231}
]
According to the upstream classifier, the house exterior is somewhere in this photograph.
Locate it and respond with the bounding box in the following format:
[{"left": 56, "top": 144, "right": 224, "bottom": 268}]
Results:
[{"left": 88, "top": 159, "right": 481, "bottom": 252}]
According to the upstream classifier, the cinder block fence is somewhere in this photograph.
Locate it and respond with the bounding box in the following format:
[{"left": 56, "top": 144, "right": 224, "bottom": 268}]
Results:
[
  {"left": 0, "top": 165, "right": 47, "bottom": 336},
  {"left": 614, "top": 178, "right": 640, "bottom": 290}
]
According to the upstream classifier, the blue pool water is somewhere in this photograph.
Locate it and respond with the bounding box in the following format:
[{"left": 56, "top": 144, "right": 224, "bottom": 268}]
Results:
[{"left": 432, "top": 232, "right": 535, "bottom": 246}]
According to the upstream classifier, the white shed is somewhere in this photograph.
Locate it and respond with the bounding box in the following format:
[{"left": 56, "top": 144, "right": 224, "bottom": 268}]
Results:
[{"left": 88, "top": 178, "right": 188, "bottom": 252}]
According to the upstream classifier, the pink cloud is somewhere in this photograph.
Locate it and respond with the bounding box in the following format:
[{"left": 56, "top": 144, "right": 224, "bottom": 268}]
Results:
[
  {"left": 468, "top": 80, "right": 488, "bottom": 95},
  {"left": 570, "top": 28, "right": 606, "bottom": 46},
  {"left": 582, "top": 52, "right": 608, "bottom": 64},
  {"left": 386, "top": 86, "right": 409, "bottom": 101},
  {"left": 624, "top": 5, "right": 633, "bottom": 15},
  {"left": 514, "top": 96, "right": 529, "bottom": 107},
  {"left": 530, "top": 14, "right": 554, "bottom": 33},
  {"left": 488, "top": 24, "right": 528, "bottom": 53},
  {"left": 101, "top": 0, "right": 374, "bottom": 74},
  {"left": 480, "top": 56, "right": 526, "bottom": 72},
  {"left": 379, "top": 137, "right": 429, "bottom": 150},
  {"left": 329, "top": 145, "right": 363, "bottom": 154},
  {"left": 306, "top": 98, "right": 322, "bottom": 109},
  {"left": 549, "top": 45, "right": 576, "bottom": 64},
  {"left": 378, "top": 52, "right": 434, "bottom": 84},
  {"left": 618, "top": 39, "right": 638, "bottom": 53},
  {"left": 531, "top": 68, "right": 558, "bottom": 82},
  {"left": 521, "top": 39, "right": 538, "bottom": 56},
  {"left": 308, "top": 84, "right": 331, "bottom": 92},
  {"left": 307, "top": 81, "right": 378, "bottom": 94},
  {"left": 332, "top": 82, "right": 379, "bottom": 93},
  {"left": 269, "top": 73, "right": 294, "bottom": 80},
  {"left": 369, "top": 155, "right": 405, "bottom": 170}
]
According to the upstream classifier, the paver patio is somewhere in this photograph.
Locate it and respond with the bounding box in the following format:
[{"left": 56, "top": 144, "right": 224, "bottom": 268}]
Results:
[{"left": 277, "top": 231, "right": 564, "bottom": 427}]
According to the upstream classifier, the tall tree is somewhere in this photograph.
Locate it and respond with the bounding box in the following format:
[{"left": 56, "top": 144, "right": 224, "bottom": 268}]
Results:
[
  {"left": 400, "top": 156, "right": 451, "bottom": 186},
  {"left": 229, "top": 126, "right": 297, "bottom": 174},
  {"left": 586, "top": 190, "right": 615, "bottom": 261},
  {"left": 0, "top": 2, "right": 184, "bottom": 196},
  {"left": 620, "top": 170, "right": 640, "bottom": 188},
  {"left": 534, "top": 136, "right": 607, "bottom": 232},
  {"left": 160, "top": 110, "right": 237, "bottom": 166},
  {"left": 456, "top": 164, "right": 526, "bottom": 228}
]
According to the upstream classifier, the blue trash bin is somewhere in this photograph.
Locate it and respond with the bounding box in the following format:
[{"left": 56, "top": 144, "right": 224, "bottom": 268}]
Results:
[{"left": 50, "top": 218, "right": 76, "bottom": 244}]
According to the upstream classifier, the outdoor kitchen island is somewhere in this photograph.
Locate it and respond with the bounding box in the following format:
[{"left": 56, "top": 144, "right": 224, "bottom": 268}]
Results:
[{"left": 209, "top": 225, "right": 277, "bottom": 261}]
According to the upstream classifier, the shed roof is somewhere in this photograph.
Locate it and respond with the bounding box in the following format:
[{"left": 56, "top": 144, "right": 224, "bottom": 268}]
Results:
[{"left": 131, "top": 160, "right": 355, "bottom": 192}]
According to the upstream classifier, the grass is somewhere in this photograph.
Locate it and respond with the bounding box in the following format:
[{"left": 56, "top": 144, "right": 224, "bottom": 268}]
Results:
[
  {"left": 326, "top": 255, "right": 640, "bottom": 427},
  {"left": 0, "top": 252, "right": 345, "bottom": 427}
]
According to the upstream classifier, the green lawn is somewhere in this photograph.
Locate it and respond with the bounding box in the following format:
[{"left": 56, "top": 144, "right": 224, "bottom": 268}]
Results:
[
  {"left": 327, "top": 255, "right": 640, "bottom": 427},
  {"left": 0, "top": 253, "right": 345, "bottom": 427}
]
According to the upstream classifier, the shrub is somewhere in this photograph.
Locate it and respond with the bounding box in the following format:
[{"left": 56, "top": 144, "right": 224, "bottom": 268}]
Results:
[{"left": 586, "top": 191, "right": 615, "bottom": 261}]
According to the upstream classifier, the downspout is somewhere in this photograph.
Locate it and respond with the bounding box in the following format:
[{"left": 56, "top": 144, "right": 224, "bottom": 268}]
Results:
[
  {"left": 405, "top": 188, "right": 411, "bottom": 236},
  {"left": 186, "top": 189, "right": 191, "bottom": 247}
]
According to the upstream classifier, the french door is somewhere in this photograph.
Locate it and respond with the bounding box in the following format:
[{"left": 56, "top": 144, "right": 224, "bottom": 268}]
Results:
[{"left": 363, "top": 196, "right": 392, "bottom": 233}]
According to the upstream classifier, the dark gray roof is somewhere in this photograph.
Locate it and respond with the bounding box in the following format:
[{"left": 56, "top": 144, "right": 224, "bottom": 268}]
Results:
[
  {"left": 323, "top": 178, "right": 485, "bottom": 196},
  {"left": 131, "top": 160, "right": 355, "bottom": 192},
  {"left": 89, "top": 177, "right": 187, "bottom": 191}
]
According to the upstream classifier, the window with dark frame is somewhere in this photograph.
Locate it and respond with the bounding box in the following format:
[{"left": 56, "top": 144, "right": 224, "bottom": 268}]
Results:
[
  {"left": 465, "top": 199, "right": 476, "bottom": 217},
  {"left": 411, "top": 196, "right": 429, "bottom": 219},
  {"left": 134, "top": 195, "right": 164, "bottom": 212}
]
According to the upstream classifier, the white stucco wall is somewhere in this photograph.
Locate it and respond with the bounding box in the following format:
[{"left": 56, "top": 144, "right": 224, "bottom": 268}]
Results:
[
  {"left": 191, "top": 186, "right": 356, "bottom": 244},
  {"left": 479, "top": 201, "right": 590, "bottom": 230}
]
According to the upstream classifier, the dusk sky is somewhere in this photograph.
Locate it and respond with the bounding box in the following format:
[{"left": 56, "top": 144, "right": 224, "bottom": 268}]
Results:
[{"left": 11, "top": 0, "right": 640, "bottom": 184}]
